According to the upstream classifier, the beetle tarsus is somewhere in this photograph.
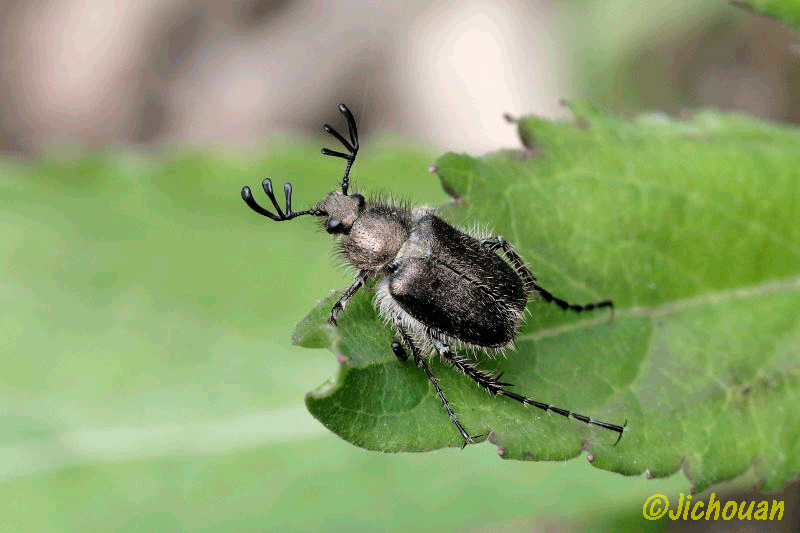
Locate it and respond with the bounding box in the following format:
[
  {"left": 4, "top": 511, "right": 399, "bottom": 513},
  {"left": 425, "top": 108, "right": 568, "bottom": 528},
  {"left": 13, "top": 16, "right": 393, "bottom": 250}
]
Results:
[{"left": 391, "top": 341, "right": 409, "bottom": 362}]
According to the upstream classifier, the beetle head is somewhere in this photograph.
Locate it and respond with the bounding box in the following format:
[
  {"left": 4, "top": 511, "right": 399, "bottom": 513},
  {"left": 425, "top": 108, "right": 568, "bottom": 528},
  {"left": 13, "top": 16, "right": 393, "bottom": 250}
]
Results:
[
  {"left": 317, "top": 191, "right": 366, "bottom": 234},
  {"left": 241, "top": 103, "right": 362, "bottom": 228}
]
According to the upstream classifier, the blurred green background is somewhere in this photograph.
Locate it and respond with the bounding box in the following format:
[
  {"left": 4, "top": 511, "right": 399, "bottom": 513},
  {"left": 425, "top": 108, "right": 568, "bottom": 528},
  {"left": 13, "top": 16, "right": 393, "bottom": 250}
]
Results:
[{"left": 2, "top": 0, "right": 799, "bottom": 531}]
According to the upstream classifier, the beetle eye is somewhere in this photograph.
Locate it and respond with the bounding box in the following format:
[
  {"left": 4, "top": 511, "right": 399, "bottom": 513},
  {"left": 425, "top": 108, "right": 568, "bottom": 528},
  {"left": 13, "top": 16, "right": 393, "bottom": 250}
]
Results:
[
  {"left": 351, "top": 194, "right": 365, "bottom": 209},
  {"left": 325, "top": 218, "right": 343, "bottom": 233}
]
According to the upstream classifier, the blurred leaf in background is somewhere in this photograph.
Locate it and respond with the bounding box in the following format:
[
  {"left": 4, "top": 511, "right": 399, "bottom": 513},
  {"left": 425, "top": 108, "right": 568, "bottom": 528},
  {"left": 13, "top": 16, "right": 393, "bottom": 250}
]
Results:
[
  {"left": 575, "top": 1, "right": 800, "bottom": 125},
  {"left": 734, "top": 0, "right": 800, "bottom": 29}
]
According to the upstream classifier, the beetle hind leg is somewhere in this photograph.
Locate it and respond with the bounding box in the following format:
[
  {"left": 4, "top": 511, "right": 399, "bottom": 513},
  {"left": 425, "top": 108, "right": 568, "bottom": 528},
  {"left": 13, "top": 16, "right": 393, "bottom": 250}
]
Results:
[
  {"left": 392, "top": 326, "right": 479, "bottom": 448},
  {"left": 480, "top": 236, "right": 613, "bottom": 313},
  {"left": 433, "top": 338, "right": 625, "bottom": 442}
]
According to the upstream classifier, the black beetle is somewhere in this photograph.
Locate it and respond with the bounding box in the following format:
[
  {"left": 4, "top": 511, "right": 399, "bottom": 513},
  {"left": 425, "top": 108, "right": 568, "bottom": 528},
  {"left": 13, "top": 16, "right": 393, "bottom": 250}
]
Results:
[{"left": 242, "top": 104, "right": 624, "bottom": 446}]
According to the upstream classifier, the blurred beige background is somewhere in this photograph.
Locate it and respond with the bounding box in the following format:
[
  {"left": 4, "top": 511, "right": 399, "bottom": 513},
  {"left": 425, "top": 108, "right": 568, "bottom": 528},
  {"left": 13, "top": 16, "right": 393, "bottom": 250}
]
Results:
[
  {"left": 1, "top": 0, "right": 569, "bottom": 154},
  {"left": 1, "top": 0, "right": 798, "bottom": 154}
]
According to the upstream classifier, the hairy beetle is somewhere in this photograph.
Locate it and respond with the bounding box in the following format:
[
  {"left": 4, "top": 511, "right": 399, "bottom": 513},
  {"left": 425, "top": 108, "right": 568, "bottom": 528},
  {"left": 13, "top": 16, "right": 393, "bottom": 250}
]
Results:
[{"left": 242, "top": 104, "right": 624, "bottom": 446}]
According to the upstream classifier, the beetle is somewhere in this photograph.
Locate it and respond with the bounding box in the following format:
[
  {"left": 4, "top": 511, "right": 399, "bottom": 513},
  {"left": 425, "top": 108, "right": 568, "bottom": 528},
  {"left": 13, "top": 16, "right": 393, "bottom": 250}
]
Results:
[{"left": 241, "top": 103, "right": 624, "bottom": 446}]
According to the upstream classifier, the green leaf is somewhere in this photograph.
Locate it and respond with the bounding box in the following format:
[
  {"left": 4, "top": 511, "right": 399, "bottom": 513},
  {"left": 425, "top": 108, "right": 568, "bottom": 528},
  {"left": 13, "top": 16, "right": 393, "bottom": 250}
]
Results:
[{"left": 299, "top": 105, "right": 800, "bottom": 493}]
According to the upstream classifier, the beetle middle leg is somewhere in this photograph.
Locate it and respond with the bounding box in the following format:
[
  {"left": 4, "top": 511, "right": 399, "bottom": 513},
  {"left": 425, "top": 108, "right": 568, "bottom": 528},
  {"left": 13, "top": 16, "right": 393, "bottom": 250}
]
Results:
[
  {"left": 481, "top": 236, "right": 613, "bottom": 313},
  {"left": 432, "top": 338, "right": 625, "bottom": 442},
  {"left": 328, "top": 270, "right": 371, "bottom": 325},
  {"left": 392, "top": 326, "right": 476, "bottom": 447}
]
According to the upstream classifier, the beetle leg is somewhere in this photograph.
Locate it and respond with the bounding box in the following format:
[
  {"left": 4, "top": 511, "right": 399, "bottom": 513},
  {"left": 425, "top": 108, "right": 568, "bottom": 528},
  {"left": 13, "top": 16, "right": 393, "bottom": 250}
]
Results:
[
  {"left": 390, "top": 341, "right": 409, "bottom": 362},
  {"left": 481, "top": 236, "right": 614, "bottom": 313},
  {"left": 431, "top": 339, "right": 513, "bottom": 396},
  {"left": 432, "top": 339, "right": 625, "bottom": 442},
  {"left": 394, "top": 326, "right": 477, "bottom": 448},
  {"left": 328, "top": 270, "right": 371, "bottom": 325},
  {"left": 480, "top": 236, "right": 536, "bottom": 288}
]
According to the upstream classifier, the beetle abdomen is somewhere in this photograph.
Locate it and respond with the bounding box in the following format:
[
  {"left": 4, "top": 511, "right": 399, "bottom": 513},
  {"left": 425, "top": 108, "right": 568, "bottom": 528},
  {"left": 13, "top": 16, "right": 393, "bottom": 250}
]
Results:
[{"left": 388, "top": 216, "right": 528, "bottom": 348}]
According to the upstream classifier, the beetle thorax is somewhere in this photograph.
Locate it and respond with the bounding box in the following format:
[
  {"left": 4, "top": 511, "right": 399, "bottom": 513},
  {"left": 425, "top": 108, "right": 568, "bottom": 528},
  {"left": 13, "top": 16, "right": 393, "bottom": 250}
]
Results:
[{"left": 341, "top": 206, "right": 410, "bottom": 271}]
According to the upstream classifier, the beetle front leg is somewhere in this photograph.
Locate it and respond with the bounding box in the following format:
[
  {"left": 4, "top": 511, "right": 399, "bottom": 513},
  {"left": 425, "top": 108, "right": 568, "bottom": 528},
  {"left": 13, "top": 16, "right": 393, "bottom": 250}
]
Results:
[{"left": 328, "top": 270, "right": 371, "bottom": 325}]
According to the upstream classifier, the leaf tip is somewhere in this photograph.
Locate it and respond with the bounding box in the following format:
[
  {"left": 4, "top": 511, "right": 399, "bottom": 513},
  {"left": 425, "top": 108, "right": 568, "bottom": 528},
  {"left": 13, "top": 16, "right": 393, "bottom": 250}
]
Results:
[{"left": 291, "top": 295, "right": 341, "bottom": 349}]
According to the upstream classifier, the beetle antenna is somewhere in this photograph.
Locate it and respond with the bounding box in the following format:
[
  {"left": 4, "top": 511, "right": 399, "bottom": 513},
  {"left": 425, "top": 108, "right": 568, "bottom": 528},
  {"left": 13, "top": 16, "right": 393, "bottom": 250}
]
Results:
[
  {"left": 241, "top": 178, "right": 325, "bottom": 221},
  {"left": 321, "top": 103, "right": 359, "bottom": 195}
]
